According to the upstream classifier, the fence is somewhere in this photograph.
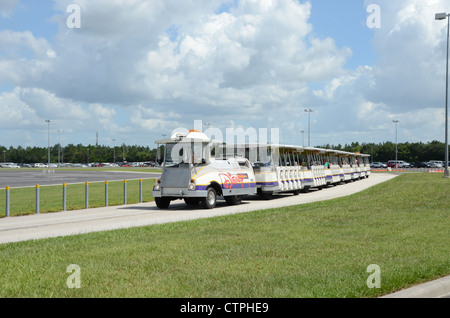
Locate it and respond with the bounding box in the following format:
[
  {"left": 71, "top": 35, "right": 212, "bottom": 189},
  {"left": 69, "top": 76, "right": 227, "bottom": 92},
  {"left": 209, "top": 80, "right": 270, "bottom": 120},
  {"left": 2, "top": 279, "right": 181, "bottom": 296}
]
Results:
[{"left": 2, "top": 179, "right": 155, "bottom": 217}]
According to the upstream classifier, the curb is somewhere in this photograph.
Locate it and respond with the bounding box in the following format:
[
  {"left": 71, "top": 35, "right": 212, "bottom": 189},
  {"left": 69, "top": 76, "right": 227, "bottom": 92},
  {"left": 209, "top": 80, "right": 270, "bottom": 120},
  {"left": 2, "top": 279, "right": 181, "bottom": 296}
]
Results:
[{"left": 381, "top": 276, "right": 450, "bottom": 298}]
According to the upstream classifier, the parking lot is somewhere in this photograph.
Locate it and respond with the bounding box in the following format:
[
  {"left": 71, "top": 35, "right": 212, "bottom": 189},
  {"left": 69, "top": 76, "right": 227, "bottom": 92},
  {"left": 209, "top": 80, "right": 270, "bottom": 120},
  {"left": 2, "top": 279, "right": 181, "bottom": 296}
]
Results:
[
  {"left": 0, "top": 169, "right": 161, "bottom": 188},
  {"left": 370, "top": 161, "right": 445, "bottom": 169}
]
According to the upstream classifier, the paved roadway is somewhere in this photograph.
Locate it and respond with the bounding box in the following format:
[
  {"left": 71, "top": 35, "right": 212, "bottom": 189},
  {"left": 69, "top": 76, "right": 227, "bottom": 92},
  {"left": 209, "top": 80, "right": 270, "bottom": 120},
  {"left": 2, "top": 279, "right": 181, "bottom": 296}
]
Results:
[{"left": 0, "top": 169, "right": 161, "bottom": 188}]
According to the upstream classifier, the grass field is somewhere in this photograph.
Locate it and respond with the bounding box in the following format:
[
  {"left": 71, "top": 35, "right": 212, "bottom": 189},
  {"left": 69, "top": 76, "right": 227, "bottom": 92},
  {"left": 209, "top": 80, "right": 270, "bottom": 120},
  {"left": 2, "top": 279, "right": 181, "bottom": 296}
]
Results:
[
  {"left": 0, "top": 178, "right": 155, "bottom": 217},
  {"left": 0, "top": 173, "right": 448, "bottom": 298}
]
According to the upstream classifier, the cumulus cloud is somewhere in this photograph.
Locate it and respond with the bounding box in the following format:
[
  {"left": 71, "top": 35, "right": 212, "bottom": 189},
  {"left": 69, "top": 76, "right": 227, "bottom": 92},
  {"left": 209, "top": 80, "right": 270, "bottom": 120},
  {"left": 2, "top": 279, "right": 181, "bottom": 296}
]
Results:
[
  {"left": 1, "top": 0, "right": 450, "bottom": 147},
  {"left": 0, "top": 88, "right": 122, "bottom": 146},
  {"left": 363, "top": 0, "right": 450, "bottom": 111},
  {"left": 46, "top": 0, "right": 350, "bottom": 105},
  {"left": 309, "top": 0, "right": 450, "bottom": 145}
]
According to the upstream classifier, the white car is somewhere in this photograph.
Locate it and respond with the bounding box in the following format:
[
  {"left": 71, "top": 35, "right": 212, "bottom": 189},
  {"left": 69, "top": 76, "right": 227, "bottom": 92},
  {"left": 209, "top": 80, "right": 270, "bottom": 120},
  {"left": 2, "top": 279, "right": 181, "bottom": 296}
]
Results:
[
  {"left": 0, "top": 162, "right": 20, "bottom": 168},
  {"left": 370, "top": 162, "right": 387, "bottom": 168},
  {"left": 33, "top": 163, "right": 48, "bottom": 168},
  {"left": 428, "top": 160, "right": 444, "bottom": 168}
]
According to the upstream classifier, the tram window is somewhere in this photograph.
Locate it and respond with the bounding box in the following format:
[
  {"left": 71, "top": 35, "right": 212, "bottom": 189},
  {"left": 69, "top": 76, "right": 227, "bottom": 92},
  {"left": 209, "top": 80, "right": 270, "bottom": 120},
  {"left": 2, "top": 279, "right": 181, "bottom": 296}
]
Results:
[{"left": 238, "top": 160, "right": 250, "bottom": 168}]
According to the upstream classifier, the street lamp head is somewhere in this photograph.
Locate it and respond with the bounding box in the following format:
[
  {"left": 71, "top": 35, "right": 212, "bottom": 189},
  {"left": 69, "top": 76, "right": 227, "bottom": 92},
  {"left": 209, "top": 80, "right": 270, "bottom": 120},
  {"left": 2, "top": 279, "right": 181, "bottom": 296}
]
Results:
[{"left": 435, "top": 12, "right": 448, "bottom": 20}]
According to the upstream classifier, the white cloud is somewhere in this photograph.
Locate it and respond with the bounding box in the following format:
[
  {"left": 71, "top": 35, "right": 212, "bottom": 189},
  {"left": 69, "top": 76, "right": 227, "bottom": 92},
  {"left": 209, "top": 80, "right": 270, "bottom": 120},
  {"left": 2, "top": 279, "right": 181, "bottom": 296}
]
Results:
[
  {"left": 2, "top": 0, "right": 450, "bottom": 148},
  {"left": 362, "top": 0, "right": 450, "bottom": 111},
  {"left": 40, "top": 0, "right": 350, "bottom": 107},
  {"left": 0, "top": 88, "right": 126, "bottom": 146},
  {"left": 306, "top": 0, "right": 450, "bottom": 145},
  {"left": 0, "top": 0, "right": 18, "bottom": 18}
]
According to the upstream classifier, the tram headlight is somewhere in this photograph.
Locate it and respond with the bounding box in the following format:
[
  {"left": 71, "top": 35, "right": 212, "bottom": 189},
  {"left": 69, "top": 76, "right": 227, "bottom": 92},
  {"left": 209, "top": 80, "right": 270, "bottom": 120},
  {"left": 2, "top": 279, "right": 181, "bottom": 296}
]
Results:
[{"left": 188, "top": 179, "right": 196, "bottom": 191}]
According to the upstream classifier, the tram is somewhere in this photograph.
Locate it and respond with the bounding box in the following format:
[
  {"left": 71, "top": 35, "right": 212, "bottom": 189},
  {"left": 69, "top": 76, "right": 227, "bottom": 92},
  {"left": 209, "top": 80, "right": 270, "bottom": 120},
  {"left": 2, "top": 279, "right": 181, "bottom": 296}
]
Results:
[{"left": 153, "top": 131, "right": 371, "bottom": 209}]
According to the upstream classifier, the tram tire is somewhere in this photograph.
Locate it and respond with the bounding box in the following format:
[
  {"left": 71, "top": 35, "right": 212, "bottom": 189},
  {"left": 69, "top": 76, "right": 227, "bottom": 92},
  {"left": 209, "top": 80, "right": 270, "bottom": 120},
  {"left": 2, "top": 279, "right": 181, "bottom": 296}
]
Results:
[
  {"left": 260, "top": 192, "right": 273, "bottom": 200},
  {"left": 202, "top": 187, "right": 217, "bottom": 209},
  {"left": 155, "top": 197, "right": 171, "bottom": 209},
  {"left": 225, "top": 195, "right": 241, "bottom": 205}
]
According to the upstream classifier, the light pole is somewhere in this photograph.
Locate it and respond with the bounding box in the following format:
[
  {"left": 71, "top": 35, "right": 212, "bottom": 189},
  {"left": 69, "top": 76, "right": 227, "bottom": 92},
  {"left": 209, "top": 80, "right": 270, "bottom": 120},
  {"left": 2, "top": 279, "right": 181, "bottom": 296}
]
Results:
[
  {"left": 304, "top": 109, "right": 313, "bottom": 147},
  {"left": 57, "top": 129, "right": 61, "bottom": 167},
  {"left": 436, "top": 12, "right": 450, "bottom": 178},
  {"left": 112, "top": 139, "right": 116, "bottom": 164},
  {"left": 393, "top": 120, "right": 399, "bottom": 169},
  {"left": 45, "top": 119, "right": 51, "bottom": 172}
]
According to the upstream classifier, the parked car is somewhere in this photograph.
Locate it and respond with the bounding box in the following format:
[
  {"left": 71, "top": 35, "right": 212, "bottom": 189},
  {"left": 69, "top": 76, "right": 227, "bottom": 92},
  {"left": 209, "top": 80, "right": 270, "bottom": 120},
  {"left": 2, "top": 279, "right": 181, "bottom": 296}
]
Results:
[
  {"left": 370, "top": 162, "right": 387, "bottom": 168},
  {"left": 0, "top": 162, "right": 20, "bottom": 168},
  {"left": 414, "top": 162, "right": 430, "bottom": 168},
  {"left": 387, "top": 160, "right": 411, "bottom": 168},
  {"left": 33, "top": 163, "right": 47, "bottom": 168},
  {"left": 428, "top": 160, "right": 444, "bottom": 168}
]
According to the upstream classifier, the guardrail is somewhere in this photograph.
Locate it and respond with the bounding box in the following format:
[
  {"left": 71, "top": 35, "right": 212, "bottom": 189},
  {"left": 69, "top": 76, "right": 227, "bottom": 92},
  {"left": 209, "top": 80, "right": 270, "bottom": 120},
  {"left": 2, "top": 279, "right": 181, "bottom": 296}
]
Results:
[{"left": 2, "top": 179, "right": 155, "bottom": 217}]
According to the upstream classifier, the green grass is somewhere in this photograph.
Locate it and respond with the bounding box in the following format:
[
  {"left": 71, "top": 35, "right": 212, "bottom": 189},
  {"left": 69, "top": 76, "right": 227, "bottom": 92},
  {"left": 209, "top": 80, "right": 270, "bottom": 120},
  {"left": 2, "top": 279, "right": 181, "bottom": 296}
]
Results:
[
  {"left": 0, "top": 179, "right": 155, "bottom": 217},
  {"left": 0, "top": 173, "right": 448, "bottom": 298}
]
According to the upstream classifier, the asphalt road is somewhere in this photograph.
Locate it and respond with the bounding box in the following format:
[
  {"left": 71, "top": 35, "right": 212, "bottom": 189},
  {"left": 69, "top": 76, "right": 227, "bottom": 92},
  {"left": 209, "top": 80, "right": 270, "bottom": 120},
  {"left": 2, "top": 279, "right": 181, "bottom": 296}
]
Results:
[{"left": 0, "top": 169, "right": 161, "bottom": 188}]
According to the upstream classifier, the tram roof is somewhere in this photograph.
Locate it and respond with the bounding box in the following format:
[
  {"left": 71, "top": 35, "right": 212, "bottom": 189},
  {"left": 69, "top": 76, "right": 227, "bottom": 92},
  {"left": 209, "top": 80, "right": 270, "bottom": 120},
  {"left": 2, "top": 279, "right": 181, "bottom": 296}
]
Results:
[{"left": 221, "top": 143, "right": 369, "bottom": 157}]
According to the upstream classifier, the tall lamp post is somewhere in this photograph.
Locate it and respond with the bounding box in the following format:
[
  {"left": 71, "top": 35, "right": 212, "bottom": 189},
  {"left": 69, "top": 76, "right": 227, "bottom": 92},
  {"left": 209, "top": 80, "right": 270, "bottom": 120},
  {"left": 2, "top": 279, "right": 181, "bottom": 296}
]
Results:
[
  {"left": 112, "top": 138, "right": 116, "bottom": 164},
  {"left": 57, "top": 129, "right": 61, "bottom": 167},
  {"left": 45, "top": 119, "right": 51, "bottom": 173},
  {"left": 393, "top": 120, "right": 399, "bottom": 169},
  {"left": 436, "top": 12, "right": 450, "bottom": 178},
  {"left": 304, "top": 109, "right": 313, "bottom": 147}
]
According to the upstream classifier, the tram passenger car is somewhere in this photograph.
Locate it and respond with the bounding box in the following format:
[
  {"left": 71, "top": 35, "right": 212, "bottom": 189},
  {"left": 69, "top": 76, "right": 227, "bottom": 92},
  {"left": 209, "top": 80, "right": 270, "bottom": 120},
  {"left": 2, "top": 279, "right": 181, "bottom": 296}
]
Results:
[{"left": 218, "top": 144, "right": 371, "bottom": 200}]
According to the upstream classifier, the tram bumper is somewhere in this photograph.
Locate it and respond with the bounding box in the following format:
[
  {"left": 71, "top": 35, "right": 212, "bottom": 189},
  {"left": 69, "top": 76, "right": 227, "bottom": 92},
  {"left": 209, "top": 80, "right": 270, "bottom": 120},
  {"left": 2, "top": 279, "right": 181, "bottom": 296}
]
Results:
[{"left": 152, "top": 188, "right": 207, "bottom": 198}]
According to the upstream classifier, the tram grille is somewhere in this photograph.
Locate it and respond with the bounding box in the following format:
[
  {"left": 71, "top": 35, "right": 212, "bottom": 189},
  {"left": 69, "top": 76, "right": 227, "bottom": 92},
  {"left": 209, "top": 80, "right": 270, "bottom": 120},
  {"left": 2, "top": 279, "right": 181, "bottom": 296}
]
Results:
[{"left": 160, "top": 167, "right": 190, "bottom": 188}]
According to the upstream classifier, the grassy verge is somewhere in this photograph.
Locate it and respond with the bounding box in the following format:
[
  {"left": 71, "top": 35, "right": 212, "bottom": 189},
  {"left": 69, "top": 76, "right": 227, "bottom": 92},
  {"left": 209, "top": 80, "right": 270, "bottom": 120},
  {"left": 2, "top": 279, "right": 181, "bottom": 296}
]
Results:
[
  {"left": 0, "top": 173, "right": 448, "bottom": 297},
  {"left": 0, "top": 179, "right": 155, "bottom": 217}
]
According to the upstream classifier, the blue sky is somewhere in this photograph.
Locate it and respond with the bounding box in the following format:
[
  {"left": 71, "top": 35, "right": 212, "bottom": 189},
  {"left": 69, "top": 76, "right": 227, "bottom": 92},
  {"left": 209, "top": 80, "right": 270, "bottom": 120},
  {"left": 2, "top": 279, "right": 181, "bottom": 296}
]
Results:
[
  {"left": 309, "top": 1, "right": 376, "bottom": 68},
  {"left": 1, "top": 1, "right": 57, "bottom": 39},
  {"left": 1, "top": 0, "right": 450, "bottom": 150}
]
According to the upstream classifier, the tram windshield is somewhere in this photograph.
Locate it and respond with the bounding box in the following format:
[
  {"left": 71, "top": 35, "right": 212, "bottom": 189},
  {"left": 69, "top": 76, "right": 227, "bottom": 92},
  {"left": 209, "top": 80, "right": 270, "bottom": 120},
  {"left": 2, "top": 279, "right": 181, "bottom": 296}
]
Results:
[{"left": 164, "top": 142, "right": 210, "bottom": 167}]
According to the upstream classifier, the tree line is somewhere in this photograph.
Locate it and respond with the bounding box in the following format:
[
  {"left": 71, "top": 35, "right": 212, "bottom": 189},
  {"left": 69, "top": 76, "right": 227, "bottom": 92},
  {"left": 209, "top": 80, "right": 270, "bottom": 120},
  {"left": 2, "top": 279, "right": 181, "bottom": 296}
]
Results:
[
  {"left": 0, "top": 140, "right": 447, "bottom": 164},
  {"left": 0, "top": 144, "right": 158, "bottom": 164},
  {"left": 318, "top": 140, "right": 447, "bottom": 163}
]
